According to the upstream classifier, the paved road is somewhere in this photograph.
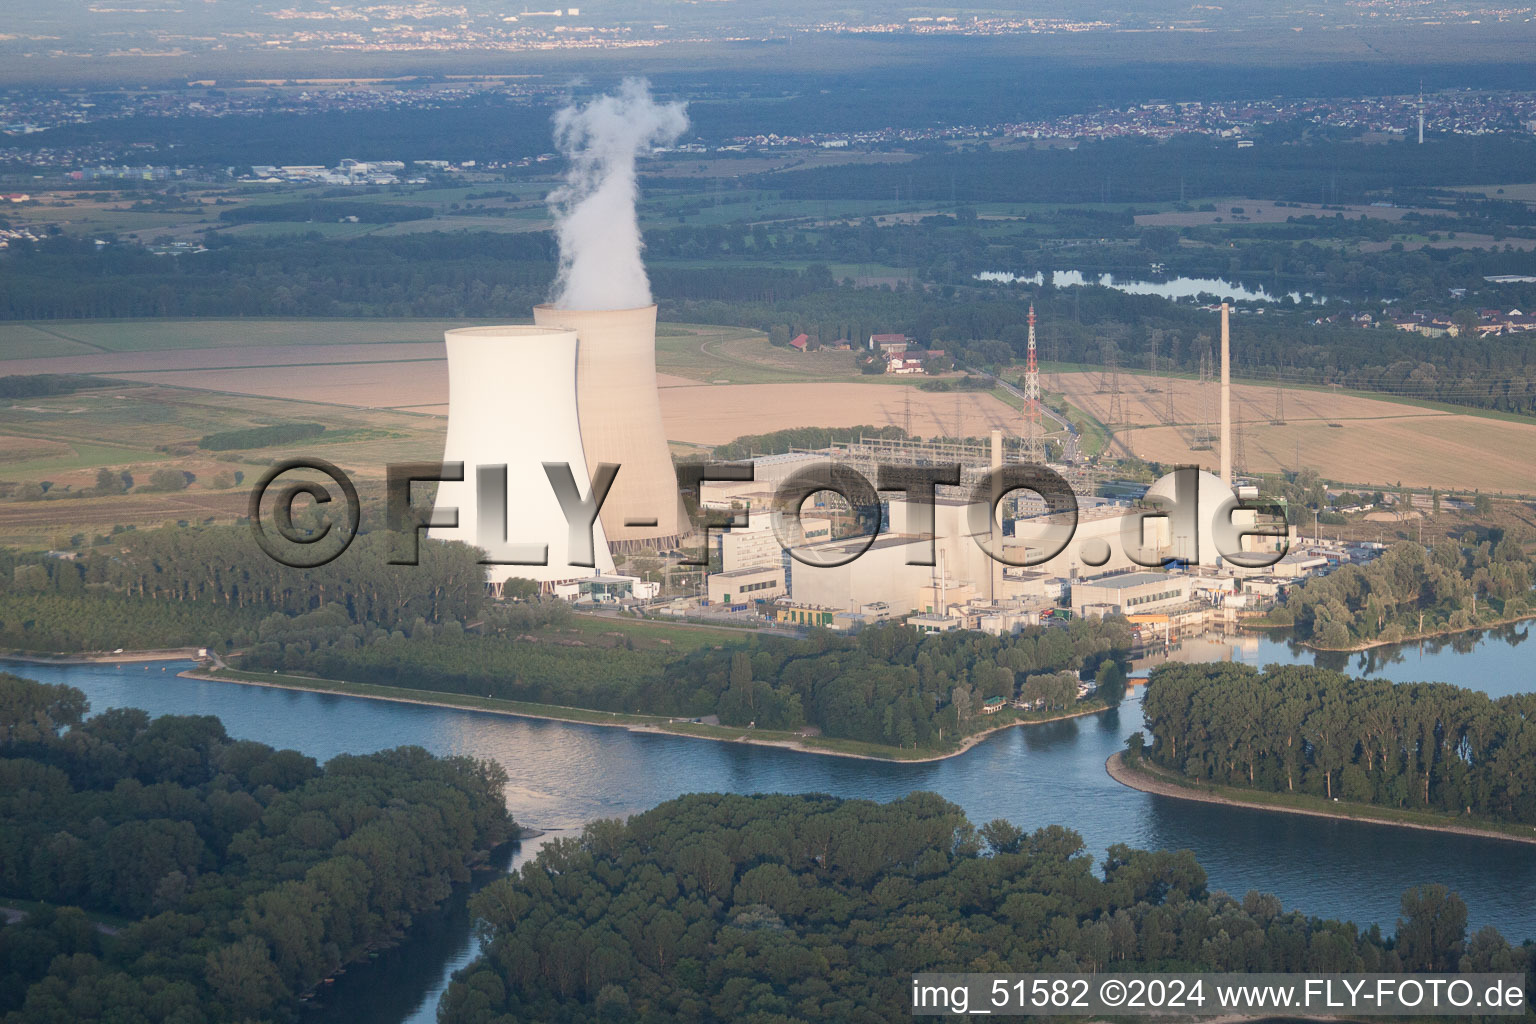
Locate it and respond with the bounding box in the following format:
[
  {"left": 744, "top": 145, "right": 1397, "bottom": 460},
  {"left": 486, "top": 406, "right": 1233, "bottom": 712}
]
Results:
[{"left": 985, "top": 372, "right": 1081, "bottom": 463}]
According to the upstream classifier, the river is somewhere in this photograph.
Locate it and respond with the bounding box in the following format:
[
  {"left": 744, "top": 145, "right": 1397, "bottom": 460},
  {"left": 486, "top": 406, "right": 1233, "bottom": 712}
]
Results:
[{"left": 5, "top": 624, "right": 1534, "bottom": 1021}]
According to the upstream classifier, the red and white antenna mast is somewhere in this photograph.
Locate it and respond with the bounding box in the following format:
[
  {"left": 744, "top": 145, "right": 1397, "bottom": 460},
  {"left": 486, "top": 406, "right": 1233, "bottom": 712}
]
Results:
[{"left": 1023, "top": 304, "right": 1043, "bottom": 462}]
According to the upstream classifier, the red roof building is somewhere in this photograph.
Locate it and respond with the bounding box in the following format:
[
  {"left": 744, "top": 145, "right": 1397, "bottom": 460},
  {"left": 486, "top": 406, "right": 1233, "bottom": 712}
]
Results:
[{"left": 789, "top": 333, "right": 809, "bottom": 352}]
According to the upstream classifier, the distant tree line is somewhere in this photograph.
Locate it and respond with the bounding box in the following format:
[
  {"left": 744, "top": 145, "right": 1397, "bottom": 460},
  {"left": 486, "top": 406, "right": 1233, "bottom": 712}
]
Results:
[
  {"left": 439, "top": 791, "right": 1527, "bottom": 1024},
  {"left": 1141, "top": 661, "right": 1536, "bottom": 820},
  {"left": 765, "top": 136, "right": 1536, "bottom": 207},
  {"left": 0, "top": 673, "right": 514, "bottom": 1022},
  {"left": 711, "top": 424, "right": 906, "bottom": 460},
  {"left": 0, "top": 374, "right": 111, "bottom": 399},
  {"left": 7, "top": 211, "right": 1536, "bottom": 410},
  {"left": 198, "top": 421, "right": 325, "bottom": 451}
]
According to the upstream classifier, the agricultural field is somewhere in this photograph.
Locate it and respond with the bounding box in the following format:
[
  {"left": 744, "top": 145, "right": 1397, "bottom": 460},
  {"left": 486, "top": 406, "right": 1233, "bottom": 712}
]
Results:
[
  {"left": 0, "top": 318, "right": 497, "bottom": 359},
  {"left": 1132, "top": 198, "right": 1437, "bottom": 228},
  {"left": 657, "top": 380, "right": 1019, "bottom": 445},
  {"left": 0, "top": 316, "right": 1005, "bottom": 545},
  {"left": 0, "top": 374, "right": 443, "bottom": 547},
  {"left": 656, "top": 324, "right": 865, "bottom": 385},
  {"left": 1053, "top": 370, "right": 1536, "bottom": 495}
]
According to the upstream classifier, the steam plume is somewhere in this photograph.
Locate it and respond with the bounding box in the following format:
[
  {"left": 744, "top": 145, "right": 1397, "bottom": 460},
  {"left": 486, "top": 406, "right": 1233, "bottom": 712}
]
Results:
[{"left": 547, "top": 79, "right": 688, "bottom": 311}]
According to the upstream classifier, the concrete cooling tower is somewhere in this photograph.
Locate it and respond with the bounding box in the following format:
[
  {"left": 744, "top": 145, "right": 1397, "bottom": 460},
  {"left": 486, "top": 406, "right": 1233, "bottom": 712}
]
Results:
[
  {"left": 533, "top": 303, "right": 688, "bottom": 551},
  {"left": 431, "top": 325, "right": 616, "bottom": 589}
]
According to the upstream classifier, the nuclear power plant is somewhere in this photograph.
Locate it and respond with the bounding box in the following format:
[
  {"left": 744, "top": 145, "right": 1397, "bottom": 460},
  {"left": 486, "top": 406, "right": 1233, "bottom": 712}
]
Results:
[{"left": 419, "top": 87, "right": 1302, "bottom": 629}]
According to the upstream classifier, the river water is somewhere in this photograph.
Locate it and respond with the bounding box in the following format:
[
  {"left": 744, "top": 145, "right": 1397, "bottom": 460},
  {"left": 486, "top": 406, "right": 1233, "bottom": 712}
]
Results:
[{"left": 5, "top": 624, "right": 1534, "bottom": 1022}]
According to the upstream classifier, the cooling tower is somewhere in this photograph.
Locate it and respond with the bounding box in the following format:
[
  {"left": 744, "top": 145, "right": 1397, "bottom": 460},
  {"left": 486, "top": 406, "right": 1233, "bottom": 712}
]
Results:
[
  {"left": 533, "top": 303, "right": 688, "bottom": 551},
  {"left": 431, "top": 325, "right": 615, "bottom": 588}
]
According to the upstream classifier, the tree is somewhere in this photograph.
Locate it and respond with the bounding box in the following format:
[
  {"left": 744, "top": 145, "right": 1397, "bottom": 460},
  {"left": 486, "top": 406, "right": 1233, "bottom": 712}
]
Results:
[
  {"left": 93, "top": 467, "right": 126, "bottom": 495},
  {"left": 979, "top": 818, "right": 1025, "bottom": 855},
  {"left": 1397, "top": 885, "right": 1468, "bottom": 971},
  {"left": 144, "top": 468, "right": 189, "bottom": 492},
  {"left": 1096, "top": 659, "right": 1127, "bottom": 706},
  {"left": 206, "top": 936, "right": 287, "bottom": 1016}
]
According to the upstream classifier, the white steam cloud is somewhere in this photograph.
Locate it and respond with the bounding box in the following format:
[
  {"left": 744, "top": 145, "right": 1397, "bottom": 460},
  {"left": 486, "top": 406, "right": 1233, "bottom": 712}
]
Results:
[{"left": 547, "top": 79, "right": 688, "bottom": 311}]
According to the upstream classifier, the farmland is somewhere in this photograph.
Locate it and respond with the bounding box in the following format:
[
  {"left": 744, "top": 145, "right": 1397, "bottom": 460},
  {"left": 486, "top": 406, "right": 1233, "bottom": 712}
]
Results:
[
  {"left": 1054, "top": 370, "right": 1536, "bottom": 495},
  {"left": 5, "top": 315, "right": 1536, "bottom": 548}
]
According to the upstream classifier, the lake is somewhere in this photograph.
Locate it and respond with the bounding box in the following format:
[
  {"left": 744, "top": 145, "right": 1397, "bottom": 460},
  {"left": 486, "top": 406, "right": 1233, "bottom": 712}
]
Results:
[{"left": 975, "top": 269, "right": 1324, "bottom": 304}]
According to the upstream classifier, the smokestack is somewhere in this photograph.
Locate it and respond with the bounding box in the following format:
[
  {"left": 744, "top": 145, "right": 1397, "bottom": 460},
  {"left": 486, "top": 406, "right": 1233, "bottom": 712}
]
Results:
[
  {"left": 990, "top": 427, "right": 1003, "bottom": 602},
  {"left": 534, "top": 303, "right": 688, "bottom": 551},
  {"left": 1220, "top": 302, "right": 1232, "bottom": 486},
  {"left": 432, "top": 326, "right": 615, "bottom": 591}
]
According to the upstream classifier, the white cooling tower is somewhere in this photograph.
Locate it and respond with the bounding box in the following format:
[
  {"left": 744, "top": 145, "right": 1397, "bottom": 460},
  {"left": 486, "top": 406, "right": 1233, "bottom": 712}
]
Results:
[
  {"left": 431, "top": 325, "right": 615, "bottom": 588},
  {"left": 532, "top": 303, "right": 688, "bottom": 551}
]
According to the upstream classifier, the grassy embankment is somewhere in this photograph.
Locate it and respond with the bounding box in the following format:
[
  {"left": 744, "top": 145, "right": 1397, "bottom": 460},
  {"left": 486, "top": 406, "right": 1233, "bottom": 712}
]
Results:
[{"left": 1109, "top": 751, "right": 1536, "bottom": 846}]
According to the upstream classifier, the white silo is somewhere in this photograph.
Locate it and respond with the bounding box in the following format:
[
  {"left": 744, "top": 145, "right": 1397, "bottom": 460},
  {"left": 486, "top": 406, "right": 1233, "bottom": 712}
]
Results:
[
  {"left": 533, "top": 303, "right": 688, "bottom": 551},
  {"left": 431, "top": 325, "right": 615, "bottom": 590}
]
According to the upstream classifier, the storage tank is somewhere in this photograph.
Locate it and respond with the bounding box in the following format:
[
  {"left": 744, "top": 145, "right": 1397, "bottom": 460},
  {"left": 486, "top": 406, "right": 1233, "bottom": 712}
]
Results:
[
  {"left": 431, "top": 325, "right": 615, "bottom": 589},
  {"left": 533, "top": 303, "right": 688, "bottom": 551}
]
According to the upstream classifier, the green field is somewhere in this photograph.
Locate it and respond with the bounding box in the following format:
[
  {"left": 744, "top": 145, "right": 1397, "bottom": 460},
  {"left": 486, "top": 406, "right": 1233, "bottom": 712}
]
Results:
[{"left": 0, "top": 317, "right": 502, "bottom": 358}]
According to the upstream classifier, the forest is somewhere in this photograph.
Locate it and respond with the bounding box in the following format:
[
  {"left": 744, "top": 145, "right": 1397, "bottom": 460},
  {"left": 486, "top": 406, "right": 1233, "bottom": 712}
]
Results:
[
  {"left": 0, "top": 526, "right": 1129, "bottom": 752},
  {"left": 0, "top": 672, "right": 514, "bottom": 1023},
  {"left": 0, "top": 527, "right": 487, "bottom": 652},
  {"left": 1139, "top": 661, "right": 1536, "bottom": 821},
  {"left": 244, "top": 611, "right": 1132, "bottom": 752},
  {"left": 438, "top": 791, "right": 1528, "bottom": 1024},
  {"left": 766, "top": 135, "right": 1536, "bottom": 207},
  {"left": 1266, "top": 538, "right": 1534, "bottom": 647}
]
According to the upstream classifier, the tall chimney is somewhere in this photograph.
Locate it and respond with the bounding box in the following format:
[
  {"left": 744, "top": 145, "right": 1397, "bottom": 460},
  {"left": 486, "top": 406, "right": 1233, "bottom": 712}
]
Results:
[
  {"left": 1219, "top": 302, "right": 1232, "bottom": 486},
  {"left": 989, "top": 427, "right": 1003, "bottom": 602}
]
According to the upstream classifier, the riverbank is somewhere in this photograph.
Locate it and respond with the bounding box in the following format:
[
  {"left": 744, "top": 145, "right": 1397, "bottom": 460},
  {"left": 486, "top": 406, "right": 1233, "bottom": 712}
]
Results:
[
  {"left": 177, "top": 664, "right": 1110, "bottom": 764},
  {"left": 1, "top": 646, "right": 204, "bottom": 665},
  {"left": 1248, "top": 612, "right": 1536, "bottom": 654},
  {"left": 1106, "top": 751, "right": 1536, "bottom": 846}
]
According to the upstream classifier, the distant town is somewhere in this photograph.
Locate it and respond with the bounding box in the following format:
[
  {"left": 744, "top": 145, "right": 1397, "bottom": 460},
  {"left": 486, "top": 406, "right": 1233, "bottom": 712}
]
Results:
[{"left": 4, "top": 84, "right": 1536, "bottom": 171}]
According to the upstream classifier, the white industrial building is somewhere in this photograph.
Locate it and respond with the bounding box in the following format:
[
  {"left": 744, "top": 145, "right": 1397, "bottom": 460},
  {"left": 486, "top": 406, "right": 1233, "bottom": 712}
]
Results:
[
  {"left": 1071, "top": 571, "right": 1193, "bottom": 618},
  {"left": 707, "top": 564, "right": 785, "bottom": 606}
]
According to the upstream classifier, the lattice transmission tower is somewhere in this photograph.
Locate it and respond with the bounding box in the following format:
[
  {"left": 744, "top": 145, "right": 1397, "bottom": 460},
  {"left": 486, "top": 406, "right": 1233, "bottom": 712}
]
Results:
[
  {"left": 1192, "top": 345, "right": 1215, "bottom": 451},
  {"left": 1232, "top": 412, "right": 1248, "bottom": 475},
  {"left": 1105, "top": 341, "right": 1124, "bottom": 427}
]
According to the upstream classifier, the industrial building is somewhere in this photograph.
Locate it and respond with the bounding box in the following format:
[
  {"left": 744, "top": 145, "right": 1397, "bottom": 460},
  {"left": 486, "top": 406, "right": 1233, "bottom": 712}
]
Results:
[
  {"left": 1071, "top": 571, "right": 1193, "bottom": 618},
  {"left": 706, "top": 564, "right": 785, "bottom": 606}
]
